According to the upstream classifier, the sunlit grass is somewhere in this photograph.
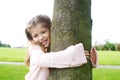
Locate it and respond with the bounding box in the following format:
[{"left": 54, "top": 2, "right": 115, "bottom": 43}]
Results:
[
  {"left": 0, "top": 48, "right": 120, "bottom": 65},
  {"left": 0, "top": 48, "right": 27, "bottom": 62},
  {"left": 98, "top": 51, "right": 120, "bottom": 65},
  {"left": 93, "top": 68, "right": 120, "bottom": 80},
  {"left": 0, "top": 64, "right": 28, "bottom": 80},
  {"left": 0, "top": 64, "right": 120, "bottom": 80}
]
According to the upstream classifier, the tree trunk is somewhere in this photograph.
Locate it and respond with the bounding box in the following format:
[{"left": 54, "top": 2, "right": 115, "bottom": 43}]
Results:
[{"left": 49, "top": 0, "right": 92, "bottom": 80}]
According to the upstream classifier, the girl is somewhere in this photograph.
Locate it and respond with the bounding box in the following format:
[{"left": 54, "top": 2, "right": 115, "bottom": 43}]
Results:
[{"left": 25, "top": 14, "right": 98, "bottom": 80}]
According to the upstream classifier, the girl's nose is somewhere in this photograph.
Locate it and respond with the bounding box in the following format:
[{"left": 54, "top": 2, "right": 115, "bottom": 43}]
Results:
[{"left": 38, "top": 34, "right": 44, "bottom": 42}]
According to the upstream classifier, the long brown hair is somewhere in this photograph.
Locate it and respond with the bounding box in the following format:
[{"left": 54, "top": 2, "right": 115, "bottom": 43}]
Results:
[{"left": 25, "top": 14, "right": 51, "bottom": 66}]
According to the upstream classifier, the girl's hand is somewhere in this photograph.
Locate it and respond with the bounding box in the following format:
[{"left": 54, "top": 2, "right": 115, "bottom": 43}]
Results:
[{"left": 90, "top": 47, "right": 98, "bottom": 68}]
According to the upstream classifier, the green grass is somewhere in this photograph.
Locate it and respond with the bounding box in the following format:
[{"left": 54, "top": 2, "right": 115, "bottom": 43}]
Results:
[
  {"left": 0, "top": 48, "right": 120, "bottom": 65},
  {"left": 0, "top": 64, "right": 120, "bottom": 80},
  {"left": 0, "top": 48, "right": 27, "bottom": 62},
  {"left": 93, "top": 68, "right": 120, "bottom": 80},
  {"left": 98, "top": 51, "right": 120, "bottom": 65},
  {"left": 0, "top": 48, "right": 120, "bottom": 80},
  {"left": 0, "top": 64, "right": 28, "bottom": 80}
]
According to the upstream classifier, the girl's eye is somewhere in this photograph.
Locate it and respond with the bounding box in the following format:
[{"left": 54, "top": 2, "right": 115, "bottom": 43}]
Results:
[
  {"left": 41, "top": 31, "right": 46, "bottom": 34},
  {"left": 33, "top": 34, "right": 38, "bottom": 38}
]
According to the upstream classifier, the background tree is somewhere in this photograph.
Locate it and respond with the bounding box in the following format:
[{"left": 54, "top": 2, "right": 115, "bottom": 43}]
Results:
[
  {"left": 0, "top": 40, "right": 11, "bottom": 48},
  {"left": 104, "top": 40, "right": 115, "bottom": 51},
  {"left": 49, "top": 0, "right": 92, "bottom": 80},
  {"left": 115, "top": 43, "right": 120, "bottom": 51},
  {"left": 95, "top": 44, "right": 105, "bottom": 51},
  {"left": 0, "top": 40, "right": 2, "bottom": 47}
]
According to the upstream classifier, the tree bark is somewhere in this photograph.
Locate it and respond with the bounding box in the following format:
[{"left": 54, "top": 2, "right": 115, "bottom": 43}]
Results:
[{"left": 49, "top": 0, "right": 92, "bottom": 80}]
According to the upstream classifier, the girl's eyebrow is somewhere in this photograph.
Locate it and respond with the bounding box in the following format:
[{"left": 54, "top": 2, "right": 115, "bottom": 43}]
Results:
[{"left": 32, "top": 32, "right": 38, "bottom": 36}]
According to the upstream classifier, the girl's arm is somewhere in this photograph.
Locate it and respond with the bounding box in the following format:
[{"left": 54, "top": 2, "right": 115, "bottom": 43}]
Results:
[{"left": 29, "top": 43, "right": 87, "bottom": 68}]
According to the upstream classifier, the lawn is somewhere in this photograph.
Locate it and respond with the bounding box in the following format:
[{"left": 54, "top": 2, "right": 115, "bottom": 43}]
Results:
[
  {"left": 0, "top": 48, "right": 120, "bottom": 65},
  {"left": 0, "top": 48, "right": 27, "bottom": 62},
  {"left": 0, "top": 64, "right": 120, "bottom": 80},
  {"left": 98, "top": 51, "right": 120, "bottom": 65},
  {"left": 0, "top": 64, "right": 28, "bottom": 80},
  {"left": 0, "top": 48, "right": 120, "bottom": 80},
  {"left": 93, "top": 68, "right": 120, "bottom": 80}
]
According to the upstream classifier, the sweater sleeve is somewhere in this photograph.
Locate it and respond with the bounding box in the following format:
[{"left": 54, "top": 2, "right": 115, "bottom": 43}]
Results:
[{"left": 29, "top": 43, "right": 87, "bottom": 68}]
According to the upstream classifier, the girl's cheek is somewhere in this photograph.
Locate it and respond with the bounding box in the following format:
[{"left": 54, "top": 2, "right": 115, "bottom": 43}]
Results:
[
  {"left": 33, "top": 38, "right": 38, "bottom": 42},
  {"left": 43, "top": 33, "right": 47, "bottom": 37}
]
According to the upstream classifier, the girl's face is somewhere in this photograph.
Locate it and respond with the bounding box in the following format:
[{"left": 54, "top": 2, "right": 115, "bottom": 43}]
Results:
[{"left": 30, "top": 23, "right": 50, "bottom": 48}]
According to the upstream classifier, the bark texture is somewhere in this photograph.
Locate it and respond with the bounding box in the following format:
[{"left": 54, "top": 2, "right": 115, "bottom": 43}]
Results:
[{"left": 49, "top": 0, "right": 92, "bottom": 80}]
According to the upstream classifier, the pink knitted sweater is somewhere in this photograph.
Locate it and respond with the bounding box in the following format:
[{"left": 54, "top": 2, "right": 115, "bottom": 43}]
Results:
[{"left": 25, "top": 43, "right": 87, "bottom": 80}]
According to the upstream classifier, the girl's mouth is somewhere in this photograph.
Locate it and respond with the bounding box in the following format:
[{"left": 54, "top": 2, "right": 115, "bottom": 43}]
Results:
[{"left": 41, "top": 39, "right": 48, "bottom": 46}]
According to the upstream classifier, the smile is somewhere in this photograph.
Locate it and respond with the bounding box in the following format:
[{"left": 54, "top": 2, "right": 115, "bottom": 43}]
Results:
[{"left": 41, "top": 39, "right": 48, "bottom": 46}]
